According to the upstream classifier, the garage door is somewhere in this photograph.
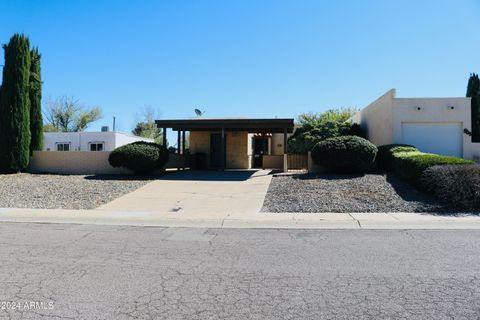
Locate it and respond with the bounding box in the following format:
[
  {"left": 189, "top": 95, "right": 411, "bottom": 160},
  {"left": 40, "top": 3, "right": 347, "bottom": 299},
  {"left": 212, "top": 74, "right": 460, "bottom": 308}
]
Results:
[{"left": 401, "top": 122, "right": 463, "bottom": 157}]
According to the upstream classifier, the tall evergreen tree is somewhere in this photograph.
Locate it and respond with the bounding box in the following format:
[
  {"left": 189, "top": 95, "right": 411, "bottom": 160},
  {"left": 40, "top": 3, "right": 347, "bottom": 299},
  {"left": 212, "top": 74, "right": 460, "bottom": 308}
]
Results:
[
  {"left": 29, "top": 47, "right": 43, "bottom": 154},
  {"left": 467, "top": 73, "right": 480, "bottom": 142},
  {"left": 0, "top": 34, "right": 31, "bottom": 172}
]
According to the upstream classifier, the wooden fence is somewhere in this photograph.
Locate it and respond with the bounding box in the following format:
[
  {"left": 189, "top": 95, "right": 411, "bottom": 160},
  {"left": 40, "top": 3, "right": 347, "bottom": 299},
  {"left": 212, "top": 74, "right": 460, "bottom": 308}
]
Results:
[{"left": 287, "top": 154, "right": 308, "bottom": 170}]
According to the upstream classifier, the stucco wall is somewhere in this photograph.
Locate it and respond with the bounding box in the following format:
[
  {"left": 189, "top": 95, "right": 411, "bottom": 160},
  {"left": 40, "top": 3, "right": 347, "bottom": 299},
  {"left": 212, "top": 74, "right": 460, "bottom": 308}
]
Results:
[
  {"left": 114, "top": 132, "right": 154, "bottom": 147},
  {"left": 471, "top": 143, "right": 480, "bottom": 161},
  {"left": 352, "top": 89, "right": 395, "bottom": 146},
  {"left": 392, "top": 97, "right": 472, "bottom": 159},
  {"left": 29, "top": 151, "right": 131, "bottom": 174},
  {"left": 226, "top": 131, "right": 249, "bottom": 169},
  {"left": 29, "top": 151, "right": 186, "bottom": 175},
  {"left": 271, "top": 133, "right": 285, "bottom": 155},
  {"left": 189, "top": 131, "right": 250, "bottom": 169}
]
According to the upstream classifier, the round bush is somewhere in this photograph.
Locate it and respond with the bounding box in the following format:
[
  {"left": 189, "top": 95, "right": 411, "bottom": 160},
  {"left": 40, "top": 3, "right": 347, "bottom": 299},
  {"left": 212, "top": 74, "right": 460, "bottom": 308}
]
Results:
[
  {"left": 311, "top": 136, "right": 378, "bottom": 172},
  {"left": 108, "top": 141, "right": 169, "bottom": 174}
]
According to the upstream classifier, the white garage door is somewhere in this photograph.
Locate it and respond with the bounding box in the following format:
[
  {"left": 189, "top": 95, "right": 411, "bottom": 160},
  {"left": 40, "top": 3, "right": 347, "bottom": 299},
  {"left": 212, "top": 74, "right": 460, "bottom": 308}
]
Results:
[{"left": 401, "top": 122, "right": 463, "bottom": 157}]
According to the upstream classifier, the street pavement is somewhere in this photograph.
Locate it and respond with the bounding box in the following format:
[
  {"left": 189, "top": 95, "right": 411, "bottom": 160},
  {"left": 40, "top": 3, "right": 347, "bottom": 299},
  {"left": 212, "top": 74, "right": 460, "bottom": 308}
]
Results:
[{"left": 0, "top": 222, "right": 479, "bottom": 319}]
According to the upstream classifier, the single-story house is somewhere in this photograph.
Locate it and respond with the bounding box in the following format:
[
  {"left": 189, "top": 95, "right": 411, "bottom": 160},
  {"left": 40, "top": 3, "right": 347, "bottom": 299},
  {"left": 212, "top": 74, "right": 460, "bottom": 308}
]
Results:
[
  {"left": 43, "top": 131, "right": 154, "bottom": 152},
  {"left": 351, "top": 89, "right": 480, "bottom": 160},
  {"left": 155, "top": 118, "right": 295, "bottom": 171}
]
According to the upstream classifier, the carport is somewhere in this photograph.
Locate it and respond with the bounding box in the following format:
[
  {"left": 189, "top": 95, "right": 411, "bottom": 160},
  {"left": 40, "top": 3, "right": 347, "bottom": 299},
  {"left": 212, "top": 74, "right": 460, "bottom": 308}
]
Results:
[{"left": 155, "top": 118, "right": 295, "bottom": 172}]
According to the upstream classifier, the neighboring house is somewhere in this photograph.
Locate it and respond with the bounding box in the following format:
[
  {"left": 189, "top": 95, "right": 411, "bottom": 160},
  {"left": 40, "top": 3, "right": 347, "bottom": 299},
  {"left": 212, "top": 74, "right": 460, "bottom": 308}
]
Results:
[
  {"left": 351, "top": 89, "right": 480, "bottom": 160},
  {"left": 155, "top": 118, "right": 295, "bottom": 170},
  {"left": 43, "top": 131, "right": 154, "bottom": 152}
]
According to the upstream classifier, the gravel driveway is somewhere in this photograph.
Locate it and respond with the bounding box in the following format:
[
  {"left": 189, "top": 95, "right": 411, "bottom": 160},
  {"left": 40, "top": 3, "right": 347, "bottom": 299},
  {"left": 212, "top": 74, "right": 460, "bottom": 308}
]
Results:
[
  {"left": 262, "top": 173, "right": 455, "bottom": 213},
  {"left": 0, "top": 173, "right": 154, "bottom": 209}
]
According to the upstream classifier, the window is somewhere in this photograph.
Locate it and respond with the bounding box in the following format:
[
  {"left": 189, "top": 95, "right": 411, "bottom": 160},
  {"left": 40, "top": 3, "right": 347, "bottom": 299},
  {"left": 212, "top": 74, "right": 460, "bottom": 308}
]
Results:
[
  {"left": 56, "top": 143, "right": 70, "bottom": 151},
  {"left": 89, "top": 143, "right": 104, "bottom": 151}
]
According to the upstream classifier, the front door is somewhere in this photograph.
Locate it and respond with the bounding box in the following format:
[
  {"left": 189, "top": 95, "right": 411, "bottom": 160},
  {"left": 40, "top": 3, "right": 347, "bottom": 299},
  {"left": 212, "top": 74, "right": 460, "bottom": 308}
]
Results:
[
  {"left": 253, "top": 137, "right": 269, "bottom": 168},
  {"left": 210, "top": 133, "right": 224, "bottom": 168}
]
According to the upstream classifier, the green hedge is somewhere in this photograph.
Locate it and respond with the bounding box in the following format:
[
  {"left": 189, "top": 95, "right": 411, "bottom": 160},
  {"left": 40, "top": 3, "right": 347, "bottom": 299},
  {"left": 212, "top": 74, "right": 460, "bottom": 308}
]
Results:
[
  {"left": 108, "top": 141, "right": 169, "bottom": 174},
  {"left": 375, "top": 144, "right": 418, "bottom": 170},
  {"left": 391, "top": 150, "right": 474, "bottom": 183},
  {"left": 311, "top": 135, "right": 377, "bottom": 172}
]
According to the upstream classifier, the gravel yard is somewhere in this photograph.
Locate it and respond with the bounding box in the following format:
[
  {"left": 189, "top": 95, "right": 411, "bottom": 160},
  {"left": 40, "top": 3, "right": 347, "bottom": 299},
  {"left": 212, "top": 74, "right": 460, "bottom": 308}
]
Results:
[
  {"left": 0, "top": 173, "right": 154, "bottom": 209},
  {"left": 262, "top": 173, "right": 456, "bottom": 213}
]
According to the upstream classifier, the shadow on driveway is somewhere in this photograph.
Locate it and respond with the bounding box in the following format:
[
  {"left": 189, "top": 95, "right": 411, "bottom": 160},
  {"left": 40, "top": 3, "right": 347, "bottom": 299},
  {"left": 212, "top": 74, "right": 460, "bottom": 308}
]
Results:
[{"left": 160, "top": 170, "right": 271, "bottom": 182}]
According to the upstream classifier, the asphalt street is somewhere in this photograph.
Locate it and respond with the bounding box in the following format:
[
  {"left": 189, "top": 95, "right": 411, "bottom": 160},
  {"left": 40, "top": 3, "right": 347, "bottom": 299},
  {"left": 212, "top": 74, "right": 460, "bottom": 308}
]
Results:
[{"left": 0, "top": 222, "right": 479, "bottom": 319}]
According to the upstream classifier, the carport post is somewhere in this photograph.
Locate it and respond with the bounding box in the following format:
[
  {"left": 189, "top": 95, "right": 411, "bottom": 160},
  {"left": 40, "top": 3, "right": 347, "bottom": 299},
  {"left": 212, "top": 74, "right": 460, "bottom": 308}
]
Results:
[
  {"left": 283, "top": 127, "right": 288, "bottom": 173},
  {"left": 162, "top": 128, "right": 167, "bottom": 147},
  {"left": 182, "top": 131, "right": 186, "bottom": 170},
  {"left": 177, "top": 131, "right": 181, "bottom": 154},
  {"left": 177, "top": 131, "right": 181, "bottom": 171},
  {"left": 221, "top": 127, "right": 225, "bottom": 170}
]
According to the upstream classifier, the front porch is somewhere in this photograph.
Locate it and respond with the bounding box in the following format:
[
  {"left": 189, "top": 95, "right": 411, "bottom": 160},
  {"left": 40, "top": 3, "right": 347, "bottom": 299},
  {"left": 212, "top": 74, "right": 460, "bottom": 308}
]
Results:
[{"left": 155, "top": 118, "right": 295, "bottom": 172}]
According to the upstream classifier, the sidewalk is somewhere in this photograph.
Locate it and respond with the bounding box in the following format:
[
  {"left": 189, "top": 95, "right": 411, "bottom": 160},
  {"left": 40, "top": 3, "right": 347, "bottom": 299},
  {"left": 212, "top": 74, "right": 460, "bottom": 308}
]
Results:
[{"left": 0, "top": 208, "right": 479, "bottom": 229}]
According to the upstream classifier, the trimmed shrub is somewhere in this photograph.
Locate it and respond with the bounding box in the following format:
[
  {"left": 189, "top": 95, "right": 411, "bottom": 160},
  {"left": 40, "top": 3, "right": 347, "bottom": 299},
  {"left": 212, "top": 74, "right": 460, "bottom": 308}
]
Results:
[
  {"left": 392, "top": 151, "right": 474, "bottom": 183},
  {"left": 347, "top": 123, "right": 367, "bottom": 139},
  {"left": 420, "top": 164, "right": 480, "bottom": 210},
  {"left": 376, "top": 144, "right": 418, "bottom": 170},
  {"left": 311, "top": 135, "right": 377, "bottom": 172},
  {"left": 108, "top": 141, "right": 169, "bottom": 174}
]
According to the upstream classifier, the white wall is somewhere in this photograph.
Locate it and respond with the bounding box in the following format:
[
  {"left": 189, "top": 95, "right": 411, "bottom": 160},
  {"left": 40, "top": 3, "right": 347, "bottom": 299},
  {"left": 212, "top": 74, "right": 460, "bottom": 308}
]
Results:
[
  {"left": 353, "top": 89, "right": 474, "bottom": 159},
  {"left": 351, "top": 89, "right": 395, "bottom": 146},
  {"left": 44, "top": 132, "right": 153, "bottom": 152},
  {"left": 113, "top": 132, "right": 153, "bottom": 148},
  {"left": 392, "top": 97, "right": 471, "bottom": 158}
]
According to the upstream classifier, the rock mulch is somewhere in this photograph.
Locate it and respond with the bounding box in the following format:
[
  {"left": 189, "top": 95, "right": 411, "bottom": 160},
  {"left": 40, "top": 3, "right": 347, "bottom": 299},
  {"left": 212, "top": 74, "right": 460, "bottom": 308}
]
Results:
[
  {"left": 262, "top": 173, "right": 456, "bottom": 213},
  {"left": 0, "top": 173, "right": 154, "bottom": 209}
]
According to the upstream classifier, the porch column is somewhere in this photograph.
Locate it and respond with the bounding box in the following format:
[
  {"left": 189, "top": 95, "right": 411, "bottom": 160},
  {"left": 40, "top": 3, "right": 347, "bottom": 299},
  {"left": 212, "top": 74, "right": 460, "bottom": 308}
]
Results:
[
  {"left": 177, "top": 131, "right": 181, "bottom": 171},
  {"left": 177, "top": 131, "right": 181, "bottom": 154},
  {"left": 162, "top": 128, "right": 167, "bottom": 147},
  {"left": 182, "top": 130, "right": 186, "bottom": 170},
  {"left": 221, "top": 127, "right": 225, "bottom": 170},
  {"left": 283, "top": 127, "right": 288, "bottom": 173}
]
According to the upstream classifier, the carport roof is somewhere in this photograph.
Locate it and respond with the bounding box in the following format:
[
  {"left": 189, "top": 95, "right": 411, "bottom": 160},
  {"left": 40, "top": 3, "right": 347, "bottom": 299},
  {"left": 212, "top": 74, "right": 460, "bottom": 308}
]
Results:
[{"left": 155, "top": 118, "right": 295, "bottom": 133}]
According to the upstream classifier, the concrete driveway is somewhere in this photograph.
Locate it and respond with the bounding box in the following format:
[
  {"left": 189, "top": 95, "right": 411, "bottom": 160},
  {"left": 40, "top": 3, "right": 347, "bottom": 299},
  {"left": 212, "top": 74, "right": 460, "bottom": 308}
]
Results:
[{"left": 97, "top": 170, "right": 273, "bottom": 214}]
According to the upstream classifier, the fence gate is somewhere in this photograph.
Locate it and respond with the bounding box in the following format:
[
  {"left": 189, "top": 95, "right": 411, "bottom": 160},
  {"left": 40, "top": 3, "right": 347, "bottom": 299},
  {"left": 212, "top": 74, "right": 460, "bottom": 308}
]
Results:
[{"left": 287, "top": 154, "right": 308, "bottom": 170}]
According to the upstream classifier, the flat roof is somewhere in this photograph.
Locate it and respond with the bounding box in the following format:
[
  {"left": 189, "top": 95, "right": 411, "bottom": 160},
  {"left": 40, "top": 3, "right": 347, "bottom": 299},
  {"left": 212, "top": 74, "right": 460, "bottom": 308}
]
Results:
[{"left": 155, "top": 118, "right": 295, "bottom": 133}]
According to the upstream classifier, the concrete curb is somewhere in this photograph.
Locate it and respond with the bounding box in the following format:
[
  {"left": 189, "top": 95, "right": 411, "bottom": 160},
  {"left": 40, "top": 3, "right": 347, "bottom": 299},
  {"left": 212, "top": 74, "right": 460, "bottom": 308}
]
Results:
[{"left": 0, "top": 208, "right": 479, "bottom": 229}]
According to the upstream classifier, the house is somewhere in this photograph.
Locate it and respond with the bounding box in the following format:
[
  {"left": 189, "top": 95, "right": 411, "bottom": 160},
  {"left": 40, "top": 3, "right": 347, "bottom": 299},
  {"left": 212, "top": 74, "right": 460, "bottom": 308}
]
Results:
[
  {"left": 155, "top": 118, "right": 295, "bottom": 171},
  {"left": 43, "top": 131, "right": 154, "bottom": 152},
  {"left": 351, "top": 89, "right": 480, "bottom": 160}
]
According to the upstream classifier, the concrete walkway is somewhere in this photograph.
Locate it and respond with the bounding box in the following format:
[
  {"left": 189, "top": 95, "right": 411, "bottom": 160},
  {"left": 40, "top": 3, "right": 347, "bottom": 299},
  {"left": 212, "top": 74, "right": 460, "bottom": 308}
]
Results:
[
  {"left": 0, "top": 208, "right": 479, "bottom": 229},
  {"left": 97, "top": 169, "right": 273, "bottom": 214}
]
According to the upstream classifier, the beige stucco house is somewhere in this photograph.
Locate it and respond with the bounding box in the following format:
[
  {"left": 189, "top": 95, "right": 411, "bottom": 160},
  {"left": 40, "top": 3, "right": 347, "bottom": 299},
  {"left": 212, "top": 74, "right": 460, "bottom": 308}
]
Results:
[
  {"left": 155, "top": 118, "right": 295, "bottom": 171},
  {"left": 351, "top": 89, "right": 480, "bottom": 160}
]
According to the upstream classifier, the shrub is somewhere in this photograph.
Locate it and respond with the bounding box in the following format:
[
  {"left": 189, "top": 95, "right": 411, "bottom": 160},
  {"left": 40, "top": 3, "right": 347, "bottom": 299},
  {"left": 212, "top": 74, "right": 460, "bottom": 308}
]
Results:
[
  {"left": 420, "top": 164, "right": 480, "bottom": 210},
  {"left": 108, "top": 141, "right": 169, "bottom": 174},
  {"left": 347, "top": 123, "right": 367, "bottom": 139},
  {"left": 311, "top": 135, "right": 377, "bottom": 172},
  {"left": 376, "top": 144, "right": 418, "bottom": 170},
  {"left": 392, "top": 151, "right": 474, "bottom": 183}
]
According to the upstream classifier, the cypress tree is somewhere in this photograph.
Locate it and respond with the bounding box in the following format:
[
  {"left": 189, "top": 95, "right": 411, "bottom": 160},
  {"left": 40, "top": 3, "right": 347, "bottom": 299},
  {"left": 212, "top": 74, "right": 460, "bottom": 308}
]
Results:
[
  {"left": 0, "top": 34, "right": 31, "bottom": 172},
  {"left": 29, "top": 47, "right": 43, "bottom": 154},
  {"left": 467, "top": 73, "right": 480, "bottom": 142}
]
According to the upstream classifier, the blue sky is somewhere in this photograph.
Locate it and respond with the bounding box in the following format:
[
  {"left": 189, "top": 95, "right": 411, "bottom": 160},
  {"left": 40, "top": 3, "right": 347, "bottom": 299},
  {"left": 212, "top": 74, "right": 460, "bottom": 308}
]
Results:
[{"left": 1, "top": 0, "right": 479, "bottom": 133}]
